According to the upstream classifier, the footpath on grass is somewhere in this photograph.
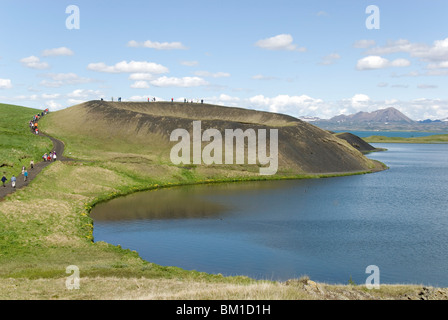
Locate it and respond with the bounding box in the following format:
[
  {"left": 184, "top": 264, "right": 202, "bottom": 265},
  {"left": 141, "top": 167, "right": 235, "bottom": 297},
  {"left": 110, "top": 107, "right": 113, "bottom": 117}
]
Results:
[{"left": 0, "top": 127, "right": 72, "bottom": 201}]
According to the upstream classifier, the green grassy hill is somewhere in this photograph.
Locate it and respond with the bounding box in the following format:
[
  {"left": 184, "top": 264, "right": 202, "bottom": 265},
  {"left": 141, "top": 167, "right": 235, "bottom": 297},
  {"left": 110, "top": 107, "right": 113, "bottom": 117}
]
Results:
[
  {"left": 0, "top": 103, "right": 52, "bottom": 178},
  {"left": 38, "top": 100, "right": 382, "bottom": 179}
]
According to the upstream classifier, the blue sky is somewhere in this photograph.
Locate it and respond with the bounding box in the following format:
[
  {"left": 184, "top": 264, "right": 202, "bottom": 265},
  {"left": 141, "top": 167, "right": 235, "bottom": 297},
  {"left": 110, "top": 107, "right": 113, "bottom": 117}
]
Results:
[{"left": 1, "top": 0, "right": 447, "bottom": 120}]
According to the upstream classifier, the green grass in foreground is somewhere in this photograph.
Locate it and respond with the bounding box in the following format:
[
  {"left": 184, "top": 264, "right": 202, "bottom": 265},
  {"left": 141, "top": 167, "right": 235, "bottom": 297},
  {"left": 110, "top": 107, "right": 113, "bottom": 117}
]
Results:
[
  {"left": 0, "top": 103, "right": 52, "bottom": 177},
  {"left": 364, "top": 134, "right": 448, "bottom": 144}
]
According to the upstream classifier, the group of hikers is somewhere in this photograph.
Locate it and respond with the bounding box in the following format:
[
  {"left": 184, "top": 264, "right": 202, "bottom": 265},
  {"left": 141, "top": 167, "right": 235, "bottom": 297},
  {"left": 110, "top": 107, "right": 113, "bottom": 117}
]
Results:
[
  {"left": 102, "top": 97, "right": 206, "bottom": 104},
  {"left": 181, "top": 98, "right": 204, "bottom": 104},
  {"left": 42, "top": 151, "right": 57, "bottom": 162},
  {"left": 29, "top": 108, "right": 49, "bottom": 135},
  {"left": 1, "top": 108, "right": 52, "bottom": 190},
  {"left": 1, "top": 161, "right": 33, "bottom": 188},
  {"left": 1, "top": 151, "right": 58, "bottom": 189}
]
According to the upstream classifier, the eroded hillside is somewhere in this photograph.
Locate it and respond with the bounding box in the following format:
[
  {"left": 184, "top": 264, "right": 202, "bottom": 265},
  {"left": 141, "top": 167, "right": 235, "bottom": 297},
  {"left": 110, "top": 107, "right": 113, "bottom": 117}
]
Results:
[{"left": 41, "top": 100, "right": 381, "bottom": 176}]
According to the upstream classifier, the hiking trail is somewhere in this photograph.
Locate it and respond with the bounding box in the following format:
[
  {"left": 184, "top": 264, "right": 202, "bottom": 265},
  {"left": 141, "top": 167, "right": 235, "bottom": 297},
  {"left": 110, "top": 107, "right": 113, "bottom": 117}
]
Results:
[{"left": 0, "top": 130, "right": 73, "bottom": 201}]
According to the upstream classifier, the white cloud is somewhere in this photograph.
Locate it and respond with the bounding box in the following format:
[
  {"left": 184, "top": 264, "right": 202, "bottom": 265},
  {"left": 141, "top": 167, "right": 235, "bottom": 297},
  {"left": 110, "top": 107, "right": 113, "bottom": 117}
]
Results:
[
  {"left": 0, "top": 79, "right": 12, "bottom": 89},
  {"left": 356, "top": 55, "right": 410, "bottom": 70},
  {"left": 365, "top": 37, "right": 448, "bottom": 67},
  {"left": 67, "top": 89, "right": 102, "bottom": 99},
  {"left": 316, "top": 11, "right": 328, "bottom": 16},
  {"left": 404, "top": 98, "right": 448, "bottom": 120},
  {"left": 41, "top": 47, "right": 74, "bottom": 57},
  {"left": 128, "top": 95, "right": 148, "bottom": 101},
  {"left": 390, "top": 58, "right": 411, "bottom": 67},
  {"left": 63, "top": 89, "right": 105, "bottom": 108},
  {"left": 353, "top": 40, "right": 376, "bottom": 49},
  {"left": 20, "top": 56, "right": 49, "bottom": 69},
  {"left": 150, "top": 76, "right": 208, "bottom": 87},
  {"left": 350, "top": 94, "right": 371, "bottom": 107},
  {"left": 427, "top": 61, "right": 448, "bottom": 69},
  {"left": 217, "top": 94, "right": 240, "bottom": 102},
  {"left": 129, "top": 95, "right": 163, "bottom": 102},
  {"left": 43, "top": 73, "right": 81, "bottom": 81},
  {"left": 127, "top": 40, "right": 187, "bottom": 50},
  {"left": 356, "top": 56, "right": 389, "bottom": 70},
  {"left": 194, "top": 71, "right": 231, "bottom": 78},
  {"left": 67, "top": 99, "right": 86, "bottom": 106},
  {"left": 417, "top": 84, "right": 438, "bottom": 89},
  {"left": 248, "top": 94, "right": 324, "bottom": 114},
  {"left": 319, "top": 53, "right": 341, "bottom": 65},
  {"left": 252, "top": 74, "right": 278, "bottom": 80},
  {"left": 130, "top": 81, "right": 150, "bottom": 89},
  {"left": 205, "top": 94, "right": 241, "bottom": 106},
  {"left": 46, "top": 100, "right": 64, "bottom": 111},
  {"left": 39, "top": 72, "right": 94, "bottom": 87},
  {"left": 425, "top": 69, "right": 448, "bottom": 76},
  {"left": 87, "top": 60, "right": 169, "bottom": 74},
  {"left": 362, "top": 38, "right": 448, "bottom": 74},
  {"left": 409, "top": 37, "right": 448, "bottom": 62},
  {"left": 385, "top": 99, "right": 399, "bottom": 105},
  {"left": 41, "top": 93, "right": 61, "bottom": 99},
  {"left": 365, "top": 39, "right": 427, "bottom": 56},
  {"left": 129, "top": 73, "right": 154, "bottom": 81},
  {"left": 255, "top": 34, "right": 306, "bottom": 52},
  {"left": 180, "top": 61, "right": 199, "bottom": 67}
]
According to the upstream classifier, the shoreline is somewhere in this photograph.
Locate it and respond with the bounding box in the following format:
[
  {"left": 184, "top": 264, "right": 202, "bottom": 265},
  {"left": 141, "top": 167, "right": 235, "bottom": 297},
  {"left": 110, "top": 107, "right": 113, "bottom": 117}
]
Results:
[{"left": 85, "top": 162, "right": 387, "bottom": 212}]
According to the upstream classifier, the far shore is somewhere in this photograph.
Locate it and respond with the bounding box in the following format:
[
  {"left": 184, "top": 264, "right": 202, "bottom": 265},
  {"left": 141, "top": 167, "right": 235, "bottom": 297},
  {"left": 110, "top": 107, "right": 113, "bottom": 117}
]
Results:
[{"left": 363, "top": 134, "right": 448, "bottom": 144}]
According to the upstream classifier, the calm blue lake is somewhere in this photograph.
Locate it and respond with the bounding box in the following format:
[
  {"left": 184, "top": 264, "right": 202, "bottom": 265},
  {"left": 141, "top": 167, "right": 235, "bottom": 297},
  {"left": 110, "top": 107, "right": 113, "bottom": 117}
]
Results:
[{"left": 91, "top": 143, "right": 448, "bottom": 287}]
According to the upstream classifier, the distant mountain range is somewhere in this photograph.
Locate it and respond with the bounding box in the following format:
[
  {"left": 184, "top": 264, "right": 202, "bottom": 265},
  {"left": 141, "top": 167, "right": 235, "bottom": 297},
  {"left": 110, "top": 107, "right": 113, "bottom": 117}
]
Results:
[
  {"left": 329, "top": 107, "right": 414, "bottom": 124},
  {"left": 418, "top": 118, "right": 448, "bottom": 123},
  {"left": 300, "top": 107, "right": 448, "bottom": 131}
]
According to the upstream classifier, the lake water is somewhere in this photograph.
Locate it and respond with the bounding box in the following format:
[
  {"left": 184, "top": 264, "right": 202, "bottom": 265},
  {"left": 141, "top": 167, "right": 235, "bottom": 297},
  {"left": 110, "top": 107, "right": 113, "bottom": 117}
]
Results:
[{"left": 91, "top": 143, "right": 448, "bottom": 287}]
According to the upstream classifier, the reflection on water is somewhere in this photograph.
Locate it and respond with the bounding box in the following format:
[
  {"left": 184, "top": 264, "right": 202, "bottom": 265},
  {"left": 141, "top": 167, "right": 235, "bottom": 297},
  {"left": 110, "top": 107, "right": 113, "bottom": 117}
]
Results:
[
  {"left": 92, "top": 187, "right": 227, "bottom": 221},
  {"left": 91, "top": 143, "right": 448, "bottom": 286},
  {"left": 91, "top": 181, "right": 293, "bottom": 221}
]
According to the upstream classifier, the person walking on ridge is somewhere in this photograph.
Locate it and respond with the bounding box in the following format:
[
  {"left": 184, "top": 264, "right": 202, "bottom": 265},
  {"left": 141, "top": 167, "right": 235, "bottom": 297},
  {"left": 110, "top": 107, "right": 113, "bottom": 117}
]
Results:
[
  {"left": 1, "top": 174, "right": 6, "bottom": 187},
  {"left": 24, "top": 169, "right": 28, "bottom": 182},
  {"left": 11, "top": 175, "right": 16, "bottom": 188}
]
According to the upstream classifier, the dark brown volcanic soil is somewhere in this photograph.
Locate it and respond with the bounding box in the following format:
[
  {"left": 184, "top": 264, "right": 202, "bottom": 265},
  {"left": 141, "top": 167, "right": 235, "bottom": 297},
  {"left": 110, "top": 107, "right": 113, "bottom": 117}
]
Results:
[
  {"left": 334, "top": 132, "right": 377, "bottom": 153},
  {"left": 45, "top": 100, "right": 380, "bottom": 174}
]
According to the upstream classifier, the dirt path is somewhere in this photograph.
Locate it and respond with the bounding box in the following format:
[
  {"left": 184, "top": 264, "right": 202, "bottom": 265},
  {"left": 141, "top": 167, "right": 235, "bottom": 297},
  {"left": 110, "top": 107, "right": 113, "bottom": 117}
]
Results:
[{"left": 0, "top": 130, "right": 73, "bottom": 201}]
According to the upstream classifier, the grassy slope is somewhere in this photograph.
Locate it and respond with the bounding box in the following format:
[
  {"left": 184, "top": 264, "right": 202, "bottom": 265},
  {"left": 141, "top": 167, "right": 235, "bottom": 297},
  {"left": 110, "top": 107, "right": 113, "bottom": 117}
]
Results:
[
  {"left": 0, "top": 103, "right": 52, "bottom": 178},
  {"left": 364, "top": 134, "right": 448, "bottom": 144},
  {"left": 0, "top": 103, "right": 444, "bottom": 300}
]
